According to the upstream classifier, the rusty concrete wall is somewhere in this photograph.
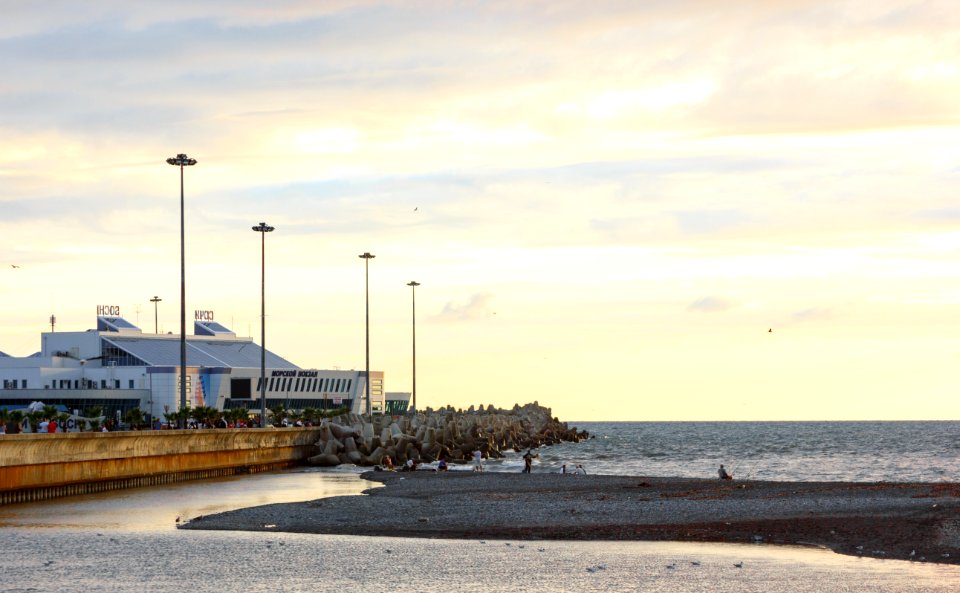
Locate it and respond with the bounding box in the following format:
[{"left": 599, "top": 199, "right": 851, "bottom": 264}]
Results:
[{"left": 0, "top": 428, "right": 323, "bottom": 502}]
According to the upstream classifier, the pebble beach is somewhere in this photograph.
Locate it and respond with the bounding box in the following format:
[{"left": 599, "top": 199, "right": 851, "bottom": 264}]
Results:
[{"left": 182, "top": 471, "right": 960, "bottom": 564}]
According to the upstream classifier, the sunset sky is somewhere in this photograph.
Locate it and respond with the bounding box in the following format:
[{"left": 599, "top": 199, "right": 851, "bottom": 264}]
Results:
[{"left": 2, "top": 1, "right": 958, "bottom": 421}]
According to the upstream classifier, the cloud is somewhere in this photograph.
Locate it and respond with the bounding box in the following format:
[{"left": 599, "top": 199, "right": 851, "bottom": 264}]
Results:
[
  {"left": 435, "top": 293, "right": 494, "bottom": 321},
  {"left": 792, "top": 307, "right": 832, "bottom": 322},
  {"left": 672, "top": 209, "right": 748, "bottom": 235},
  {"left": 687, "top": 296, "right": 735, "bottom": 313}
]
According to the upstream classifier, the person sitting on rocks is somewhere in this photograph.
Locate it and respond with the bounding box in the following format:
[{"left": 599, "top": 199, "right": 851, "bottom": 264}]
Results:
[
  {"left": 718, "top": 464, "right": 733, "bottom": 480},
  {"left": 437, "top": 457, "right": 448, "bottom": 472},
  {"left": 382, "top": 456, "right": 395, "bottom": 471},
  {"left": 404, "top": 458, "right": 418, "bottom": 472},
  {"left": 572, "top": 464, "right": 586, "bottom": 475}
]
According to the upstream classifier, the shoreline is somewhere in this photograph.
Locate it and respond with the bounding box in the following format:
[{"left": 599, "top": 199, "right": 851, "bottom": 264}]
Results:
[{"left": 181, "top": 472, "right": 960, "bottom": 564}]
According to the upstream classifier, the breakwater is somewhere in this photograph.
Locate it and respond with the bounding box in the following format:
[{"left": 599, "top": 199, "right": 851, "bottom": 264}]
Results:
[
  {"left": 0, "top": 402, "right": 584, "bottom": 503},
  {"left": 309, "top": 402, "right": 587, "bottom": 467}
]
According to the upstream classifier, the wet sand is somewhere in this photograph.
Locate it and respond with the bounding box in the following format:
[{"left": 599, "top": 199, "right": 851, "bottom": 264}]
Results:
[{"left": 181, "top": 472, "right": 960, "bottom": 564}]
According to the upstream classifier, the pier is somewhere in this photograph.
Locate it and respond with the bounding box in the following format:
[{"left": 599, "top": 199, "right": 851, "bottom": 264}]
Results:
[{"left": 0, "top": 428, "right": 322, "bottom": 504}]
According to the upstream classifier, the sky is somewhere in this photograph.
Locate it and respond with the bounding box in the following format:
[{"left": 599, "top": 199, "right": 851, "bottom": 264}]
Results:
[{"left": 1, "top": 1, "right": 959, "bottom": 421}]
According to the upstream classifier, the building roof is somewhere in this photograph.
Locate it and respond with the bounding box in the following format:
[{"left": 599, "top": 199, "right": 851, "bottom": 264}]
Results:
[{"left": 102, "top": 336, "right": 300, "bottom": 369}]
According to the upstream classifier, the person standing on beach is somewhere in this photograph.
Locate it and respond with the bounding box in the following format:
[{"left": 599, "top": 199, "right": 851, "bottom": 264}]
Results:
[{"left": 472, "top": 448, "right": 484, "bottom": 472}]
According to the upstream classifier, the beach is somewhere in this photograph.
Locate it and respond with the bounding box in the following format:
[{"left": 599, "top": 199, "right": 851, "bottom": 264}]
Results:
[{"left": 181, "top": 471, "right": 960, "bottom": 564}]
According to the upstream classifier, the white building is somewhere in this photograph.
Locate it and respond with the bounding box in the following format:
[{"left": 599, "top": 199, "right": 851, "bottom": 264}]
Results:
[{"left": 0, "top": 309, "right": 389, "bottom": 421}]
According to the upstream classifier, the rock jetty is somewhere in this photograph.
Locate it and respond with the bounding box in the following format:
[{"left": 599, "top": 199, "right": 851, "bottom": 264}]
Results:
[{"left": 306, "top": 402, "right": 587, "bottom": 468}]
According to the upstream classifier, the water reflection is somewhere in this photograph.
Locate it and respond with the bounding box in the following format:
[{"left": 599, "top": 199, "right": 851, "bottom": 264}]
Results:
[
  {"left": 0, "top": 467, "right": 372, "bottom": 531},
  {"left": 1, "top": 468, "right": 958, "bottom": 592}
]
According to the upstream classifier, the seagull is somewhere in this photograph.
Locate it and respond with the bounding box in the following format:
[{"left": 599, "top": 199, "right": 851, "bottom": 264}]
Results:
[
  {"left": 414, "top": 207, "right": 418, "bottom": 211},
  {"left": 691, "top": 561, "right": 701, "bottom": 566},
  {"left": 665, "top": 563, "right": 676, "bottom": 569},
  {"left": 10, "top": 265, "right": 20, "bottom": 268},
  {"left": 734, "top": 562, "right": 744, "bottom": 568}
]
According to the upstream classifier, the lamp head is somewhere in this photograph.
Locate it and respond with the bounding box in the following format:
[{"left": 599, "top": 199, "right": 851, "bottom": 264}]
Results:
[{"left": 166, "top": 153, "right": 197, "bottom": 166}]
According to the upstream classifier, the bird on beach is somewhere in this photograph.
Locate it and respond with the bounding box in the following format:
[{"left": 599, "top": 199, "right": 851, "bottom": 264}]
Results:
[
  {"left": 10, "top": 265, "right": 20, "bottom": 268},
  {"left": 734, "top": 562, "right": 744, "bottom": 568}
]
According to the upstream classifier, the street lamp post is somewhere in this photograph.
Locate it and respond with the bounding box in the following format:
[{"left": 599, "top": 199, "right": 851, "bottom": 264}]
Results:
[
  {"left": 150, "top": 296, "right": 162, "bottom": 334},
  {"left": 253, "top": 222, "right": 275, "bottom": 428},
  {"left": 407, "top": 281, "right": 420, "bottom": 413},
  {"left": 166, "top": 153, "right": 196, "bottom": 426},
  {"left": 359, "top": 252, "right": 376, "bottom": 416}
]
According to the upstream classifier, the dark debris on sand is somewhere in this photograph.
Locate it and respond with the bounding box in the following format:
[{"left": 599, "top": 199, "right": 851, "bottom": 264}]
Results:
[{"left": 182, "top": 472, "right": 960, "bottom": 564}]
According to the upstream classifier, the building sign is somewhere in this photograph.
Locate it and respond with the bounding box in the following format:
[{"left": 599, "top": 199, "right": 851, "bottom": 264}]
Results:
[
  {"left": 97, "top": 305, "right": 121, "bottom": 316},
  {"left": 195, "top": 310, "right": 215, "bottom": 321},
  {"left": 271, "top": 370, "right": 319, "bottom": 378}
]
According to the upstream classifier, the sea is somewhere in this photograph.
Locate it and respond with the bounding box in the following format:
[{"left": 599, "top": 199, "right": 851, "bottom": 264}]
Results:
[{"left": 1, "top": 421, "right": 958, "bottom": 592}]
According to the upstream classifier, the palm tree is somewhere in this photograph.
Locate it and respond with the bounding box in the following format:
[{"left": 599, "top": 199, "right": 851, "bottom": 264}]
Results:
[
  {"left": 225, "top": 407, "right": 250, "bottom": 427},
  {"left": 301, "top": 407, "right": 320, "bottom": 426},
  {"left": 42, "top": 404, "right": 59, "bottom": 421},
  {"left": 7, "top": 410, "right": 23, "bottom": 434},
  {"left": 268, "top": 403, "right": 288, "bottom": 427},
  {"left": 124, "top": 408, "right": 146, "bottom": 430},
  {"left": 85, "top": 406, "right": 104, "bottom": 432}
]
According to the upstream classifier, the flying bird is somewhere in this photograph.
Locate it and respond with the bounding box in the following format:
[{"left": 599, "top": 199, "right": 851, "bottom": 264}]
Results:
[{"left": 11, "top": 265, "right": 20, "bottom": 268}]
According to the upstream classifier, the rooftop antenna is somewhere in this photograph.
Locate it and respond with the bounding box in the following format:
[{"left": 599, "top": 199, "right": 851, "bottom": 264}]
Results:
[{"left": 49, "top": 314, "right": 56, "bottom": 332}]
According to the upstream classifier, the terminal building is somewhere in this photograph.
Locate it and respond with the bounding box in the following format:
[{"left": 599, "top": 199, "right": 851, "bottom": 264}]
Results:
[{"left": 0, "top": 306, "right": 406, "bottom": 421}]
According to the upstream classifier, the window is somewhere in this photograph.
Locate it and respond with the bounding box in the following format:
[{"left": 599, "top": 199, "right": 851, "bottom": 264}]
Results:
[
  {"left": 232, "top": 378, "right": 252, "bottom": 399},
  {"left": 129, "top": 380, "right": 135, "bottom": 389}
]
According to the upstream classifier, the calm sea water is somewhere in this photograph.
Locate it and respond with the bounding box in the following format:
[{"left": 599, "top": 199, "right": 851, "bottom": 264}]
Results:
[
  {"left": 483, "top": 421, "right": 960, "bottom": 482},
  {"left": 1, "top": 421, "right": 958, "bottom": 592}
]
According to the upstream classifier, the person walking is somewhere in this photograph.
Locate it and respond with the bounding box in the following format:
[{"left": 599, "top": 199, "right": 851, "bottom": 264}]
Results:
[{"left": 522, "top": 449, "right": 536, "bottom": 473}]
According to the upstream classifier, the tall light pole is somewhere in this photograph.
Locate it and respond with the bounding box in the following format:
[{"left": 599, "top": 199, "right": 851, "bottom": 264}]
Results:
[
  {"left": 150, "top": 296, "right": 162, "bottom": 334},
  {"left": 166, "top": 153, "right": 196, "bottom": 425},
  {"left": 359, "top": 252, "right": 376, "bottom": 416},
  {"left": 253, "top": 222, "right": 275, "bottom": 428},
  {"left": 407, "top": 281, "right": 420, "bottom": 414}
]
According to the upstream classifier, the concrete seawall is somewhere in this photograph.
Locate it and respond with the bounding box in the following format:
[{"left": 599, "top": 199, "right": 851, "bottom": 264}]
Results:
[{"left": 0, "top": 428, "right": 323, "bottom": 504}]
